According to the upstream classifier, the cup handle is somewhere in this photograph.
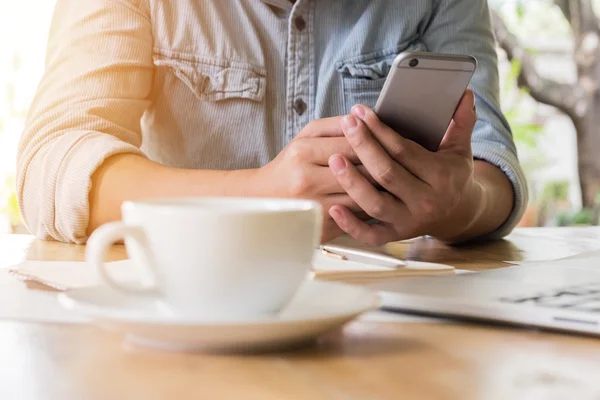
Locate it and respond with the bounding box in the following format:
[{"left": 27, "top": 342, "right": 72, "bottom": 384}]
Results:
[{"left": 86, "top": 222, "right": 159, "bottom": 295}]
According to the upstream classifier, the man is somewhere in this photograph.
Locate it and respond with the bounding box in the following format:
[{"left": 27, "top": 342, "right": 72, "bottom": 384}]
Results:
[{"left": 17, "top": 0, "right": 527, "bottom": 245}]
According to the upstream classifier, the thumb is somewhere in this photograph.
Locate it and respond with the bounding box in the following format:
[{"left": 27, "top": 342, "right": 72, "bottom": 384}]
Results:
[{"left": 439, "top": 89, "right": 476, "bottom": 154}]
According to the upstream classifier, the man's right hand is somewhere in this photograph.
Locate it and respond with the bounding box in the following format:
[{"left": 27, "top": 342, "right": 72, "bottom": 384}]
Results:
[{"left": 250, "top": 117, "right": 372, "bottom": 242}]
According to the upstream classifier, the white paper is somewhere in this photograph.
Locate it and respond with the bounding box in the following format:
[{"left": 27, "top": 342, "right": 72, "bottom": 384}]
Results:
[
  {"left": 0, "top": 270, "right": 87, "bottom": 323},
  {"left": 312, "top": 249, "right": 455, "bottom": 272},
  {"left": 558, "top": 249, "right": 600, "bottom": 261},
  {"left": 12, "top": 259, "right": 136, "bottom": 289},
  {"left": 3, "top": 257, "right": 454, "bottom": 325},
  {"left": 0, "top": 259, "right": 139, "bottom": 324},
  {"left": 11, "top": 251, "right": 456, "bottom": 294},
  {"left": 505, "top": 249, "right": 600, "bottom": 268}
]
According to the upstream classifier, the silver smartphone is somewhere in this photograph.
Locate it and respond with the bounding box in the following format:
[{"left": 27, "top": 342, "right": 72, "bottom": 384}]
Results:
[{"left": 374, "top": 52, "right": 477, "bottom": 152}]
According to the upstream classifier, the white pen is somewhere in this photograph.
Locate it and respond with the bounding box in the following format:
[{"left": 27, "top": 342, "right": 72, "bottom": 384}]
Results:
[{"left": 319, "top": 244, "right": 406, "bottom": 269}]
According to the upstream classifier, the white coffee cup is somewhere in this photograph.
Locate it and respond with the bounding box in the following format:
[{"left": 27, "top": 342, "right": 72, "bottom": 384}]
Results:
[{"left": 85, "top": 197, "right": 322, "bottom": 319}]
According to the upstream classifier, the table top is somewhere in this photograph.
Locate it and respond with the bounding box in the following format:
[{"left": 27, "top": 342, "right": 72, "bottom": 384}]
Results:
[{"left": 2, "top": 227, "right": 600, "bottom": 399}]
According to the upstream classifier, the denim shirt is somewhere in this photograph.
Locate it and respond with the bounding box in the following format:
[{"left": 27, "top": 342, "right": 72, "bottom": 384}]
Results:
[{"left": 18, "top": 0, "right": 527, "bottom": 243}]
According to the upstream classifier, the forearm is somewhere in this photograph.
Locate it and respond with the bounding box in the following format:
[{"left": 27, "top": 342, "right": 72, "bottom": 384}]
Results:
[
  {"left": 87, "top": 154, "right": 258, "bottom": 234},
  {"left": 433, "top": 160, "right": 514, "bottom": 244}
]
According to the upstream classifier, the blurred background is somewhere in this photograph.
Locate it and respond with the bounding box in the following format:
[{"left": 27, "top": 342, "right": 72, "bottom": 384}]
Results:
[{"left": 0, "top": 0, "right": 598, "bottom": 234}]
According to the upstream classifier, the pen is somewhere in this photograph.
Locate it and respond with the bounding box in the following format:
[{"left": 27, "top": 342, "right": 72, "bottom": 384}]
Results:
[{"left": 320, "top": 244, "right": 406, "bottom": 269}]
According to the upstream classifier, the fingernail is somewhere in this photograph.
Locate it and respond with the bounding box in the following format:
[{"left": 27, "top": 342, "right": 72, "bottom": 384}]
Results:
[
  {"left": 329, "top": 207, "right": 342, "bottom": 220},
  {"left": 329, "top": 155, "right": 347, "bottom": 175},
  {"left": 351, "top": 105, "right": 366, "bottom": 119},
  {"left": 341, "top": 115, "right": 358, "bottom": 133}
]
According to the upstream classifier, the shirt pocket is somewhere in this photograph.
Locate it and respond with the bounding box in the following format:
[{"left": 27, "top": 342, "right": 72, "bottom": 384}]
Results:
[
  {"left": 153, "top": 52, "right": 267, "bottom": 103},
  {"left": 336, "top": 43, "right": 425, "bottom": 113},
  {"left": 146, "top": 51, "right": 271, "bottom": 170}
]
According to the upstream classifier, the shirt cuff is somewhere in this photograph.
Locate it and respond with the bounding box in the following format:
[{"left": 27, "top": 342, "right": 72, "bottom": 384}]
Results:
[
  {"left": 54, "top": 132, "right": 145, "bottom": 244},
  {"left": 471, "top": 141, "right": 529, "bottom": 240}
]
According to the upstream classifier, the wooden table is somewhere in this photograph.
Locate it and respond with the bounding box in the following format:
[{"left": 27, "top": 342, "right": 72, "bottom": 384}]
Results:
[{"left": 2, "top": 227, "right": 600, "bottom": 399}]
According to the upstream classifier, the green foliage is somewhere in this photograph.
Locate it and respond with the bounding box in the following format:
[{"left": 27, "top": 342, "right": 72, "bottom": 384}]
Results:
[
  {"left": 515, "top": 1, "right": 526, "bottom": 20},
  {"left": 548, "top": 187, "right": 600, "bottom": 226},
  {"left": 541, "top": 180, "right": 570, "bottom": 203},
  {"left": 500, "top": 59, "right": 547, "bottom": 194},
  {"left": 572, "top": 208, "right": 595, "bottom": 225},
  {"left": 492, "top": 0, "right": 600, "bottom": 226},
  {"left": 491, "top": 0, "right": 571, "bottom": 37},
  {"left": 0, "top": 176, "right": 21, "bottom": 227},
  {"left": 501, "top": 60, "right": 545, "bottom": 148},
  {"left": 503, "top": 59, "right": 521, "bottom": 93},
  {"left": 556, "top": 211, "right": 573, "bottom": 227},
  {"left": 511, "top": 123, "right": 544, "bottom": 149},
  {"left": 595, "top": 190, "right": 600, "bottom": 206},
  {"left": 556, "top": 208, "right": 597, "bottom": 226},
  {"left": 0, "top": 48, "right": 27, "bottom": 230}
]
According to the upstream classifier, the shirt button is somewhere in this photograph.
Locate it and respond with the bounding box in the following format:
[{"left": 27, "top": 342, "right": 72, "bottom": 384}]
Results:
[
  {"left": 294, "top": 16, "right": 306, "bottom": 31},
  {"left": 294, "top": 98, "right": 307, "bottom": 116}
]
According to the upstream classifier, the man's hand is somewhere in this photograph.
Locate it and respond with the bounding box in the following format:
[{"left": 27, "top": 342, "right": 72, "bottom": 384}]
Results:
[
  {"left": 327, "top": 89, "right": 514, "bottom": 246},
  {"left": 252, "top": 117, "right": 374, "bottom": 242}
]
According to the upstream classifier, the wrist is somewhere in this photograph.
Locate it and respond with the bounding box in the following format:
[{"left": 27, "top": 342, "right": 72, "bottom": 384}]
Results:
[
  {"left": 220, "top": 168, "right": 262, "bottom": 197},
  {"left": 430, "top": 160, "right": 514, "bottom": 244},
  {"left": 429, "top": 178, "right": 486, "bottom": 244},
  {"left": 165, "top": 165, "right": 262, "bottom": 198}
]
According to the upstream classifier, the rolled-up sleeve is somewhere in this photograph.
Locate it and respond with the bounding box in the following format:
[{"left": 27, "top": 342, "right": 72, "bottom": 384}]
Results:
[
  {"left": 17, "top": 0, "right": 153, "bottom": 243},
  {"left": 421, "top": 0, "right": 529, "bottom": 239}
]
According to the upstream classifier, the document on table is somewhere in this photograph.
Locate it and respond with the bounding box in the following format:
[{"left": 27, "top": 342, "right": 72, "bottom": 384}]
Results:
[
  {"left": 2, "top": 253, "right": 456, "bottom": 324},
  {"left": 0, "top": 260, "right": 134, "bottom": 324},
  {"left": 505, "top": 249, "right": 600, "bottom": 267},
  {"left": 0, "top": 269, "right": 86, "bottom": 324}
]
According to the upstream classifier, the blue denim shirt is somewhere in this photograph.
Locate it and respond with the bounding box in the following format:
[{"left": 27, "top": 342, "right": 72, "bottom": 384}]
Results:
[{"left": 19, "top": 0, "right": 527, "bottom": 242}]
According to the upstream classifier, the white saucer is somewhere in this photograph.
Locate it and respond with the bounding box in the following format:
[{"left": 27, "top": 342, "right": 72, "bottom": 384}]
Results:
[{"left": 58, "top": 280, "right": 380, "bottom": 353}]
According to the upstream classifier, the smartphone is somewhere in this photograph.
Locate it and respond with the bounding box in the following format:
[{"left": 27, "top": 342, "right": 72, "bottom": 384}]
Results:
[{"left": 374, "top": 51, "right": 477, "bottom": 152}]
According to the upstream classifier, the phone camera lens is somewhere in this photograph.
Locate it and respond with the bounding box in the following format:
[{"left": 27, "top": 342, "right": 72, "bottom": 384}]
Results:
[{"left": 409, "top": 59, "right": 419, "bottom": 68}]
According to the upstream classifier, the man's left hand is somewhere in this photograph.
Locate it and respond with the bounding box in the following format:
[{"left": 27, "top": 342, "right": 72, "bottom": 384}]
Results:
[{"left": 328, "top": 89, "right": 487, "bottom": 246}]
